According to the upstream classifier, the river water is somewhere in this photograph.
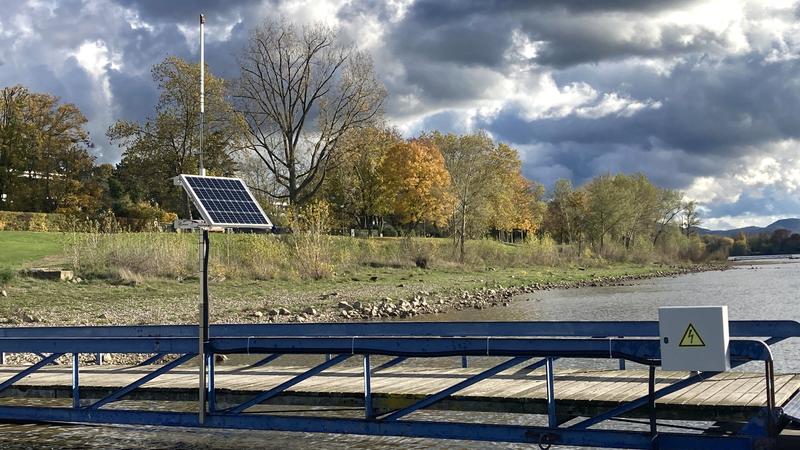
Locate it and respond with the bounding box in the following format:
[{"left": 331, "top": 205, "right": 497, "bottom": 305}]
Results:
[{"left": 2, "top": 260, "right": 798, "bottom": 449}]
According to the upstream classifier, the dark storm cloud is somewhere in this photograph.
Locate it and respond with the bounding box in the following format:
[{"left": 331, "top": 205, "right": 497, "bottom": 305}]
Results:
[
  {"left": 3, "top": 0, "right": 799, "bottom": 223},
  {"left": 471, "top": 45, "right": 800, "bottom": 199},
  {"left": 113, "top": 0, "right": 263, "bottom": 23},
  {"left": 378, "top": 0, "right": 719, "bottom": 118}
]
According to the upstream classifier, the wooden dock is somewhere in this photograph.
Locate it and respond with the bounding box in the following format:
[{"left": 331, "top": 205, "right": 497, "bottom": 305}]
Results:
[{"left": 2, "top": 363, "right": 798, "bottom": 422}]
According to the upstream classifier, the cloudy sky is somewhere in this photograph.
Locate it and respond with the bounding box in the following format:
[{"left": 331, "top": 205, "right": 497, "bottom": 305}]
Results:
[{"left": 2, "top": 0, "right": 799, "bottom": 229}]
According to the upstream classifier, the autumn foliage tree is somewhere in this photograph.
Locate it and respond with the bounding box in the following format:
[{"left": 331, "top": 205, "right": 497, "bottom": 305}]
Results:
[
  {"left": 322, "top": 126, "right": 401, "bottom": 233},
  {"left": 0, "top": 85, "right": 95, "bottom": 213},
  {"left": 380, "top": 140, "right": 453, "bottom": 232}
]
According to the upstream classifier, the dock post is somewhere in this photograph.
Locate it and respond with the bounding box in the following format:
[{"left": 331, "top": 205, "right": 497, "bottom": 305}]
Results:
[
  {"left": 207, "top": 353, "right": 216, "bottom": 413},
  {"left": 648, "top": 365, "right": 657, "bottom": 438},
  {"left": 545, "top": 357, "right": 556, "bottom": 427},
  {"left": 95, "top": 353, "right": 102, "bottom": 365},
  {"left": 1, "top": 352, "right": 5, "bottom": 365},
  {"left": 461, "top": 355, "right": 468, "bottom": 368},
  {"left": 72, "top": 353, "right": 79, "bottom": 409},
  {"left": 765, "top": 359, "right": 776, "bottom": 435},
  {"left": 363, "top": 354, "right": 372, "bottom": 419}
]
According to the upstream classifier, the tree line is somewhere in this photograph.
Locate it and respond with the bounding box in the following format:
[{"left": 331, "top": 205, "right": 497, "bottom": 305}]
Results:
[
  {"left": 0, "top": 19, "right": 711, "bottom": 260},
  {"left": 728, "top": 229, "right": 800, "bottom": 256}
]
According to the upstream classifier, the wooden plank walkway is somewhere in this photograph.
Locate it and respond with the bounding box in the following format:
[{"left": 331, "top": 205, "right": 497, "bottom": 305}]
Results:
[{"left": 1, "top": 364, "right": 798, "bottom": 422}]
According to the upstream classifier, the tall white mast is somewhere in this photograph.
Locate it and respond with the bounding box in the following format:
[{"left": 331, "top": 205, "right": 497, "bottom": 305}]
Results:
[{"left": 199, "top": 14, "right": 205, "bottom": 176}]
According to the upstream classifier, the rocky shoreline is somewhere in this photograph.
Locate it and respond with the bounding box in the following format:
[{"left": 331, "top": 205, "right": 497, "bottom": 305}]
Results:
[
  {"left": 252, "top": 263, "right": 727, "bottom": 324},
  {"left": 3, "top": 263, "right": 725, "bottom": 365}
]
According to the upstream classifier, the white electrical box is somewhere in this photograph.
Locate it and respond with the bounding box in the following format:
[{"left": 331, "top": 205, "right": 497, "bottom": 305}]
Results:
[{"left": 658, "top": 306, "right": 730, "bottom": 372}]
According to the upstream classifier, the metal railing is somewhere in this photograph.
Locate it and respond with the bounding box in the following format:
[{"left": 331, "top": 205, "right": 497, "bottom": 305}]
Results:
[{"left": 0, "top": 320, "right": 795, "bottom": 450}]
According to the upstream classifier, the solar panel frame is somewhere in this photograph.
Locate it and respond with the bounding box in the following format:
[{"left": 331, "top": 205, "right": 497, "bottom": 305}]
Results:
[{"left": 178, "top": 174, "right": 273, "bottom": 228}]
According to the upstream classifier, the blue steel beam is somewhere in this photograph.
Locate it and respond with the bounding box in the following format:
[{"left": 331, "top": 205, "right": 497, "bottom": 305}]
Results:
[
  {"left": 88, "top": 353, "right": 195, "bottom": 410},
  {"left": 72, "top": 353, "right": 79, "bottom": 409},
  {"left": 0, "top": 337, "right": 773, "bottom": 364},
  {"left": 546, "top": 357, "right": 556, "bottom": 427},
  {"left": 0, "top": 320, "right": 795, "bottom": 339},
  {"left": 0, "top": 353, "right": 63, "bottom": 394},
  {"left": 382, "top": 357, "right": 530, "bottom": 421},
  {"left": 227, "top": 354, "right": 352, "bottom": 414},
  {"left": 570, "top": 370, "right": 721, "bottom": 430},
  {"left": 363, "top": 355, "right": 372, "bottom": 419},
  {"left": 0, "top": 406, "right": 759, "bottom": 450}
]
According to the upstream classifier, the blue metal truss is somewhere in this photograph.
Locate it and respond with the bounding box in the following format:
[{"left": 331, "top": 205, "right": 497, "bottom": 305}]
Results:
[{"left": 0, "top": 320, "right": 794, "bottom": 449}]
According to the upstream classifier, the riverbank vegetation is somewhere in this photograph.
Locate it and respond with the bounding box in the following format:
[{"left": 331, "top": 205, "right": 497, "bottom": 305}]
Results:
[
  {"left": 0, "top": 17, "right": 730, "bottom": 328},
  {"left": 0, "top": 230, "right": 714, "bottom": 326}
]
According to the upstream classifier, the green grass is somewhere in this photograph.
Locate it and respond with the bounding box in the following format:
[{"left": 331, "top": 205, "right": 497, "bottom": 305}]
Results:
[
  {"left": 0, "top": 231, "right": 67, "bottom": 270},
  {"left": 0, "top": 230, "right": 714, "bottom": 326}
]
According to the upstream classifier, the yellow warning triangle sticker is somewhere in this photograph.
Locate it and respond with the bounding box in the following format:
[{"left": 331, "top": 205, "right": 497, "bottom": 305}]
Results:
[{"left": 679, "top": 323, "right": 706, "bottom": 347}]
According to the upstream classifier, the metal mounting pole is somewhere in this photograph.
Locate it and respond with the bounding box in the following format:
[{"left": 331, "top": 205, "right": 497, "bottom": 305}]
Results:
[{"left": 198, "top": 228, "right": 209, "bottom": 424}]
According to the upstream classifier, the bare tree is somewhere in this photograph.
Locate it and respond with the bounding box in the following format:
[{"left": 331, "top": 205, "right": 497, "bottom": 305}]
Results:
[{"left": 235, "top": 20, "right": 386, "bottom": 206}]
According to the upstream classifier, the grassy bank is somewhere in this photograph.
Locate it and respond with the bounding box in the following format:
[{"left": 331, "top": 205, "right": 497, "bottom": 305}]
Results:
[
  {"left": 1, "top": 261, "right": 706, "bottom": 326},
  {"left": 0, "top": 231, "right": 66, "bottom": 270},
  {"left": 0, "top": 230, "right": 722, "bottom": 326}
]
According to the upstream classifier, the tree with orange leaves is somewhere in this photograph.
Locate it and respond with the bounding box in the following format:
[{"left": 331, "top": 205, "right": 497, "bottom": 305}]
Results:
[{"left": 380, "top": 140, "right": 454, "bottom": 231}]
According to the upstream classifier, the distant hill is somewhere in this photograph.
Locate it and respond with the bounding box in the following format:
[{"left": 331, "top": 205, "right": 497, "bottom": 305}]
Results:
[{"left": 696, "top": 218, "right": 800, "bottom": 237}]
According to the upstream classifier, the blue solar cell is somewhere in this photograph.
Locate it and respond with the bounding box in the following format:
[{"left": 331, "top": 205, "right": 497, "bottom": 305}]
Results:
[{"left": 180, "top": 175, "right": 272, "bottom": 228}]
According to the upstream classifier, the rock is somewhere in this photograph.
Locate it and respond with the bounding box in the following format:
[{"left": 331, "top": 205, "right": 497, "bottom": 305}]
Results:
[
  {"left": 215, "top": 354, "right": 229, "bottom": 363},
  {"left": 22, "top": 314, "right": 38, "bottom": 323},
  {"left": 396, "top": 284, "right": 405, "bottom": 288},
  {"left": 75, "top": 277, "right": 82, "bottom": 283},
  {"left": 337, "top": 301, "right": 354, "bottom": 311},
  {"left": 0, "top": 318, "right": 8, "bottom": 324},
  {"left": 353, "top": 301, "right": 364, "bottom": 310},
  {"left": 303, "top": 307, "right": 318, "bottom": 316},
  {"left": 268, "top": 309, "right": 280, "bottom": 316},
  {"left": 98, "top": 313, "right": 110, "bottom": 320},
  {"left": 369, "top": 276, "right": 378, "bottom": 282},
  {"left": 0, "top": 290, "right": 6, "bottom": 297},
  {"left": 278, "top": 307, "right": 291, "bottom": 315},
  {"left": 23, "top": 268, "right": 73, "bottom": 281},
  {"left": 253, "top": 311, "right": 264, "bottom": 318}
]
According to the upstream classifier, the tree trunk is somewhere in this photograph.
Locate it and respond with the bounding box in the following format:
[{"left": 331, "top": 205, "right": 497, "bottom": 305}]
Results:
[{"left": 459, "top": 206, "right": 466, "bottom": 262}]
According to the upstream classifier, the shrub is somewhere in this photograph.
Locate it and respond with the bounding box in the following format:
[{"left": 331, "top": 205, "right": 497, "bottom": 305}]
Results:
[
  {"left": 288, "top": 201, "right": 335, "bottom": 279},
  {"left": 0, "top": 269, "right": 15, "bottom": 286},
  {"left": 402, "top": 236, "right": 436, "bottom": 269},
  {"left": 0, "top": 211, "right": 66, "bottom": 231}
]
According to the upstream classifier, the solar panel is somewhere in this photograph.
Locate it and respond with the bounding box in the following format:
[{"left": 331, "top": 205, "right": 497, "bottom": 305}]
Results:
[{"left": 177, "top": 175, "right": 272, "bottom": 228}]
